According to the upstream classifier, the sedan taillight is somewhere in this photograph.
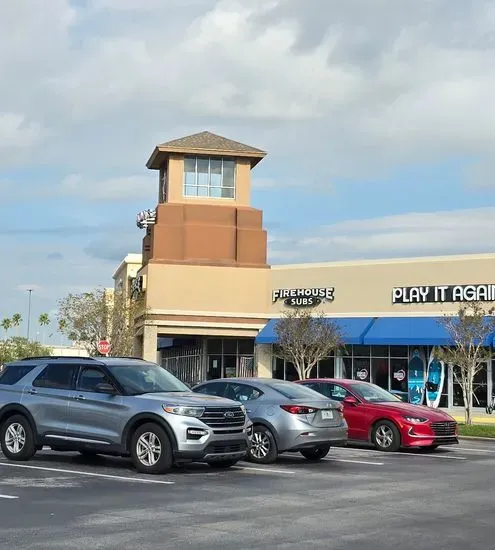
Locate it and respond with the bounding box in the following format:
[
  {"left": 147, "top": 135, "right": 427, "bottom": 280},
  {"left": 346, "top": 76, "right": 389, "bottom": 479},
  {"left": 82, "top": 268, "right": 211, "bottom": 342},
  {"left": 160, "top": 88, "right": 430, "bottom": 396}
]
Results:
[{"left": 280, "top": 404, "right": 317, "bottom": 414}]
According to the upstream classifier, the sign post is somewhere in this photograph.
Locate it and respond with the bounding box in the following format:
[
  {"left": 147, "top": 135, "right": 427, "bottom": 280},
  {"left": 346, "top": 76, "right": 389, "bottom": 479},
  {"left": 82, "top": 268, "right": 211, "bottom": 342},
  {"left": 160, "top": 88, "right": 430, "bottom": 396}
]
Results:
[{"left": 97, "top": 340, "right": 111, "bottom": 357}]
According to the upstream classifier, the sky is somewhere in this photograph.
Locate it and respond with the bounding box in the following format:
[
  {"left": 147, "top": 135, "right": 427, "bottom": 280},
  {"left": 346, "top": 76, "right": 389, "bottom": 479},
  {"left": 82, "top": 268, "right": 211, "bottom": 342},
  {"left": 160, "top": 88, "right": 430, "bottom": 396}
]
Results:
[{"left": 2, "top": 0, "right": 495, "bottom": 342}]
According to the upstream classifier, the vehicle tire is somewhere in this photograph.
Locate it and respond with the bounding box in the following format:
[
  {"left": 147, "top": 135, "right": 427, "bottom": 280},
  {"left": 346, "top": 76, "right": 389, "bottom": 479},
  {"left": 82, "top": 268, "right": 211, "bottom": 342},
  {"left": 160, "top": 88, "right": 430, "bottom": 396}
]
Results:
[
  {"left": 300, "top": 444, "right": 331, "bottom": 462},
  {"left": 0, "top": 414, "right": 36, "bottom": 461},
  {"left": 248, "top": 425, "right": 278, "bottom": 464},
  {"left": 372, "top": 420, "right": 401, "bottom": 452},
  {"left": 207, "top": 459, "right": 239, "bottom": 469},
  {"left": 130, "top": 422, "right": 173, "bottom": 475}
]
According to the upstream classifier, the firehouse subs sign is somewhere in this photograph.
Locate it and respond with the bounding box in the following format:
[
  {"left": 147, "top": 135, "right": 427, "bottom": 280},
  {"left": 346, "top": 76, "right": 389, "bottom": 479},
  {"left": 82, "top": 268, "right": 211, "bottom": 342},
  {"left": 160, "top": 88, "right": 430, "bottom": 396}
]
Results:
[
  {"left": 392, "top": 284, "right": 495, "bottom": 304},
  {"left": 272, "top": 288, "right": 335, "bottom": 308}
]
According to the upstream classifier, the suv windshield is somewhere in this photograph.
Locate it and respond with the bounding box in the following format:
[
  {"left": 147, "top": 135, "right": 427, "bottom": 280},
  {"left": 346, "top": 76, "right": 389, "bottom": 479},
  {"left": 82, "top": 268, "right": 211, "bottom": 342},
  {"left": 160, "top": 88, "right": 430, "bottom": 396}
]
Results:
[
  {"left": 350, "top": 382, "right": 401, "bottom": 403},
  {"left": 107, "top": 363, "right": 189, "bottom": 395}
]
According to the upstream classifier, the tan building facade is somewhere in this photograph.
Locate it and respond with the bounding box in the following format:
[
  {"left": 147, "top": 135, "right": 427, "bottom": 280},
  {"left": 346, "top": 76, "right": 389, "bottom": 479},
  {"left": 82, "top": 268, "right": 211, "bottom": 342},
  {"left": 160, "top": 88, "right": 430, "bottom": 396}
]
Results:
[{"left": 118, "top": 131, "right": 495, "bottom": 409}]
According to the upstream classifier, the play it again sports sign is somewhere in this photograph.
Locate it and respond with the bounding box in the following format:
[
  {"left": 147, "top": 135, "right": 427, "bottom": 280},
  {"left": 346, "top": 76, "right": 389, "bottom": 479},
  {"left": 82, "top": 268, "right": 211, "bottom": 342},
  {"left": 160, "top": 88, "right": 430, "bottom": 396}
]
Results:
[{"left": 393, "top": 284, "right": 495, "bottom": 304}]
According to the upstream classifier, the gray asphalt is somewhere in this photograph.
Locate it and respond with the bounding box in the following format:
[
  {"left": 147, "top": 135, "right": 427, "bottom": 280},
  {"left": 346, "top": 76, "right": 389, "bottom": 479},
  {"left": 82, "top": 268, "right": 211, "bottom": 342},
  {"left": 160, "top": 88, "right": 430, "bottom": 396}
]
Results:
[{"left": 1, "top": 441, "right": 494, "bottom": 549}]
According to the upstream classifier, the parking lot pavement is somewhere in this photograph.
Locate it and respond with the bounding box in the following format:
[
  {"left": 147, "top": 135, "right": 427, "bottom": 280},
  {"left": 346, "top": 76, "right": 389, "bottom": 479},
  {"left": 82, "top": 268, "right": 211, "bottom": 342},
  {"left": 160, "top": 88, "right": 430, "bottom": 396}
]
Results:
[{"left": 1, "top": 441, "right": 495, "bottom": 549}]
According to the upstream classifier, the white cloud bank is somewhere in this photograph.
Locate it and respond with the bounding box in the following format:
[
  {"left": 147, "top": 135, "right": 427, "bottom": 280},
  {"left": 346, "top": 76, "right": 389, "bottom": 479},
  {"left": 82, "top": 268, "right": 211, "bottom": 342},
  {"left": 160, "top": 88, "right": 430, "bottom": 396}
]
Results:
[
  {"left": 269, "top": 206, "right": 495, "bottom": 263},
  {"left": 1, "top": 0, "right": 495, "bottom": 180}
]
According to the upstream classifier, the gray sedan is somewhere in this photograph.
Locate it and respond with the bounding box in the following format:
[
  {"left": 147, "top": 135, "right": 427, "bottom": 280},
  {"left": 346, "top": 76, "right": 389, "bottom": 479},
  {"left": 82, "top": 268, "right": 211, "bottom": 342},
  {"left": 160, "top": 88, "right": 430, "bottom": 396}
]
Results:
[{"left": 193, "top": 378, "right": 348, "bottom": 464}]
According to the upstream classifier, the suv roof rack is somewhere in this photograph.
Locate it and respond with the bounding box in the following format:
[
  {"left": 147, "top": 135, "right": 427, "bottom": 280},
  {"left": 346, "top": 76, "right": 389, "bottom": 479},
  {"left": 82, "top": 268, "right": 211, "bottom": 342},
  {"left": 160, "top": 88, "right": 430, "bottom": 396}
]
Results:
[
  {"left": 105, "top": 356, "right": 146, "bottom": 360},
  {"left": 20, "top": 356, "right": 100, "bottom": 361}
]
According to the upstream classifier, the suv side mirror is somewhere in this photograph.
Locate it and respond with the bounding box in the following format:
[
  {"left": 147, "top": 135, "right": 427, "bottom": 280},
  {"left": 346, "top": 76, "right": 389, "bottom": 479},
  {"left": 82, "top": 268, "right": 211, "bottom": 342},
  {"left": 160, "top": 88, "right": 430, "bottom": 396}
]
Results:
[
  {"left": 95, "top": 382, "right": 117, "bottom": 394},
  {"left": 343, "top": 396, "right": 358, "bottom": 406}
]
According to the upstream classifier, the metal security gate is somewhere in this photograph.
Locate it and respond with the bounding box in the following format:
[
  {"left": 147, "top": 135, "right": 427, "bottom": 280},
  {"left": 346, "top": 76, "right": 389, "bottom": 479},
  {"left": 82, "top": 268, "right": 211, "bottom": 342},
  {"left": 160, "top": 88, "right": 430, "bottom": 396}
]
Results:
[
  {"left": 238, "top": 356, "right": 256, "bottom": 377},
  {"left": 161, "top": 343, "right": 204, "bottom": 387}
]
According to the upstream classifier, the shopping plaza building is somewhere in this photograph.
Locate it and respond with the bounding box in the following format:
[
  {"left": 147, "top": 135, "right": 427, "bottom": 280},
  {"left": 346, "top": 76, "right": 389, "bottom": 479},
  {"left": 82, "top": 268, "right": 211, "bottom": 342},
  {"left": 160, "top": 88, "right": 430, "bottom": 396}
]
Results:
[{"left": 113, "top": 131, "right": 495, "bottom": 410}]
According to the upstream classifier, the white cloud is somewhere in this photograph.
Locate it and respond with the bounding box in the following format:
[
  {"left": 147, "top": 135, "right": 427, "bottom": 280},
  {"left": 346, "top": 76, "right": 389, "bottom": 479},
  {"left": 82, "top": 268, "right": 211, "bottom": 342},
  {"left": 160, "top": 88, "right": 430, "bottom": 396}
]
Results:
[
  {"left": 58, "top": 174, "right": 156, "bottom": 202},
  {"left": 1, "top": 174, "right": 157, "bottom": 203},
  {"left": 268, "top": 206, "right": 495, "bottom": 263},
  {"left": 0, "top": 113, "right": 44, "bottom": 149},
  {"left": 2, "top": 0, "right": 495, "bottom": 179}
]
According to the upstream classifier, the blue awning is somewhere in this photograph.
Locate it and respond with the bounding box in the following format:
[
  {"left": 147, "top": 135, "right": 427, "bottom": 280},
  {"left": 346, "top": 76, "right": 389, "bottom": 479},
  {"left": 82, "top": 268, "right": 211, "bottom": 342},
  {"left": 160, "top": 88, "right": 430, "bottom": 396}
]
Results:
[
  {"left": 255, "top": 317, "right": 375, "bottom": 345},
  {"left": 362, "top": 316, "right": 454, "bottom": 346}
]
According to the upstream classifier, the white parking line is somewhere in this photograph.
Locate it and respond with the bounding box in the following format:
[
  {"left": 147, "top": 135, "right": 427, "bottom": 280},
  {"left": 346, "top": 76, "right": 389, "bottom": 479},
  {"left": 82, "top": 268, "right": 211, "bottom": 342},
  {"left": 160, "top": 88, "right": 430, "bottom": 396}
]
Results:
[
  {"left": 456, "top": 447, "right": 495, "bottom": 454},
  {"left": 0, "top": 494, "right": 18, "bottom": 499},
  {"left": 324, "top": 458, "right": 384, "bottom": 466},
  {"left": 0, "top": 463, "right": 175, "bottom": 484},
  {"left": 395, "top": 452, "right": 467, "bottom": 461},
  {"left": 234, "top": 466, "right": 297, "bottom": 474}
]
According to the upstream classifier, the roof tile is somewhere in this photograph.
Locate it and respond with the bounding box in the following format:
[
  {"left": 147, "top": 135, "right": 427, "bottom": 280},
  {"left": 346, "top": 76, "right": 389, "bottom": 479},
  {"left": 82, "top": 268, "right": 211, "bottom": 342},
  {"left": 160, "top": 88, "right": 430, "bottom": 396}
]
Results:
[{"left": 158, "top": 131, "right": 265, "bottom": 155}]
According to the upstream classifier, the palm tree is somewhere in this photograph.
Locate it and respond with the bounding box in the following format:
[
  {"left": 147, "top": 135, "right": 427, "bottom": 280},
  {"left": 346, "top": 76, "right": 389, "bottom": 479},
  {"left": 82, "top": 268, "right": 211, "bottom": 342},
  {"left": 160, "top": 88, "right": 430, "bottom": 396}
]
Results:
[
  {"left": 1, "top": 318, "right": 12, "bottom": 339},
  {"left": 38, "top": 313, "right": 50, "bottom": 345},
  {"left": 11, "top": 313, "right": 22, "bottom": 336},
  {"left": 38, "top": 313, "right": 50, "bottom": 327}
]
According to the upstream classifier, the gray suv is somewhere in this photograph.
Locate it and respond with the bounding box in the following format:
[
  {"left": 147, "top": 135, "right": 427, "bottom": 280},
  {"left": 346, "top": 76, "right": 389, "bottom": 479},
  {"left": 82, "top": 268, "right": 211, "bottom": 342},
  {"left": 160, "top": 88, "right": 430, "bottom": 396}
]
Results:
[{"left": 0, "top": 356, "right": 253, "bottom": 475}]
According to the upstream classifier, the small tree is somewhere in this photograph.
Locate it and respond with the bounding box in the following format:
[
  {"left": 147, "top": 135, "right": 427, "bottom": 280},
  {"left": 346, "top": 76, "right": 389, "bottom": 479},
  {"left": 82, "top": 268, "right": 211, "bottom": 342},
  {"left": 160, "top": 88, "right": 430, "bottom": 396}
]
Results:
[
  {"left": 57, "top": 287, "right": 147, "bottom": 356},
  {"left": 0, "top": 337, "right": 52, "bottom": 365},
  {"left": 435, "top": 301, "right": 495, "bottom": 425},
  {"left": 273, "top": 307, "right": 343, "bottom": 380}
]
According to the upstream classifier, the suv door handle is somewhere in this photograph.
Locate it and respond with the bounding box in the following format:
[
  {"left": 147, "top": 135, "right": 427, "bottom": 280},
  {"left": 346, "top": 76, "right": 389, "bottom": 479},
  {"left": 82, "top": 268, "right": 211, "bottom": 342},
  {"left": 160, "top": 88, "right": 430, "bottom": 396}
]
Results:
[
  {"left": 27, "top": 388, "right": 37, "bottom": 395},
  {"left": 74, "top": 394, "right": 86, "bottom": 401}
]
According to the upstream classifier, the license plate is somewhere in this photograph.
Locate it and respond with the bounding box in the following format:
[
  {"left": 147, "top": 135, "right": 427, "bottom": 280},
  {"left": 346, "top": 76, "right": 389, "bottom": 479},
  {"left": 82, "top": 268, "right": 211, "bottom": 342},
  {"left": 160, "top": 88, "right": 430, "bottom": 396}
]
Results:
[{"left": 321, "top": 410, "right": 333, "bottom": 420}]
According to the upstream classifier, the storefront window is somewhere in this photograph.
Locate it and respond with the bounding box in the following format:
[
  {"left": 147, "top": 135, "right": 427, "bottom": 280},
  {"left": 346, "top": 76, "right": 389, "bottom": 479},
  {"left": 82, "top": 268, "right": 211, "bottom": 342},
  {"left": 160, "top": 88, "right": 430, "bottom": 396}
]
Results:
[
  {"left": 318, "top": 357, "right": 335, "bottom": 378},
  {"left": 285, "top": 362, "right": 298, "bottom": 381},
  {"left": 353, "top": 357, "right": 370, "bottom": 382},
  {"left": 273, "top": 357, "right": 284, "bottom": 380},
  {"left": 271, "top": 355, "right": 334, "bottom": 381},
  {"left": 390, "top": 358, "right": 408, "bottom": 398},
  {"left": 372, "top": 346, "right": 389, "bottom": 358},
  {"left": 352, "top": 345, "right": 371, "bottom": 357},
  {"left": 371, "top": 357, "right": 388, "bottom": 389},
  {"left": 206, "top": 338, "right": 255, "bottom": 379},
  {"left": 390, "top": 346, "right": 408, "bottom": 358},
  {"left": 452, "top": 363, "right": 488, "bottom": 408},
  {"left": 207, "top": 355, "right": 222, "bottom": 380},
  {"left": 342, "top": 357, "right": 352, "bottom": 379}
]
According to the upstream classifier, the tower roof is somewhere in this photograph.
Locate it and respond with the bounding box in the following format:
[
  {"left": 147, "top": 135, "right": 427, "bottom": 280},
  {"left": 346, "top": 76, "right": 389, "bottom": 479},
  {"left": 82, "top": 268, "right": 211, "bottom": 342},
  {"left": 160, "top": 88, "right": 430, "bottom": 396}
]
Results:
[{"left": 146, "top": 131, "right": 266, "bottom": 169}]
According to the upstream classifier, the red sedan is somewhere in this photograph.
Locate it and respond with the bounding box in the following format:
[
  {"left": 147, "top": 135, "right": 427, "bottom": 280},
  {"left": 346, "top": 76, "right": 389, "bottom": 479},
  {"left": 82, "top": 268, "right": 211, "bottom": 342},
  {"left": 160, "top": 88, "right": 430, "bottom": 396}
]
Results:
[{"left": 295, "top": 378, "right": 458, "bottom": 452}]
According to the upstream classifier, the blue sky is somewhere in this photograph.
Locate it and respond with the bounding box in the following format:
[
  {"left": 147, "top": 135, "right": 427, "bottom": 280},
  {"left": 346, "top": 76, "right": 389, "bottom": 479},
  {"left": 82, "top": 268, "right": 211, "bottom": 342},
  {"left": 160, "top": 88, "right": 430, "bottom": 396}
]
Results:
[{"left": 2, "top": 0, "right": 495, "bottom": 342}]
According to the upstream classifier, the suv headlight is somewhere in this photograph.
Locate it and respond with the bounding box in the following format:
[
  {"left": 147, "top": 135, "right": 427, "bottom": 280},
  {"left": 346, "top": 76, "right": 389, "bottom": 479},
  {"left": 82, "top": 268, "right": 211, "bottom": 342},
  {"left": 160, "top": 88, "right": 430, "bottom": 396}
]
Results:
[
  {"left": 162, "top": 405, "right": 205, "bottom": 418},
  {"left": 239, "top": 404, "right": 246, "bottom": 414},
  {"left": 403, "top": 416, "right": 428, "bottom": 424}
]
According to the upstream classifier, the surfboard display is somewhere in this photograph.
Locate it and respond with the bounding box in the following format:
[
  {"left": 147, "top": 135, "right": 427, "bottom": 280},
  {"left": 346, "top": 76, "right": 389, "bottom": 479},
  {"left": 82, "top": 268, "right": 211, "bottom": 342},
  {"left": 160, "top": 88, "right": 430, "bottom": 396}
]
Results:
[
  {"left": 425, "top": 351, "right": 445, "bottom": 408},
  {"left": 408, "top": 348, "right": 426, "bottom": 405}
]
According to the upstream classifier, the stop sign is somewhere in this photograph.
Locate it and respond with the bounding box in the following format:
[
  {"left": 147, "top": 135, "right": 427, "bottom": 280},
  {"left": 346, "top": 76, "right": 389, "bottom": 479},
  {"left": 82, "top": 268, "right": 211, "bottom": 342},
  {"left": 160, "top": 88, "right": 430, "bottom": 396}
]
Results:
[{"left": 97, "top": 340, "right": 111, "bottom": 356}]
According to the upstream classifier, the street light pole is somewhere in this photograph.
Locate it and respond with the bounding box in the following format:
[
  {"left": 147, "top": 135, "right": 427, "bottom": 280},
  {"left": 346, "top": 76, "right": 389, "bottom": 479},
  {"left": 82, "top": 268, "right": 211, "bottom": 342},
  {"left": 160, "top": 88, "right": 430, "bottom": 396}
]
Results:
[{"left": 27, "top": 289, "right": 33, "bottom": 341}]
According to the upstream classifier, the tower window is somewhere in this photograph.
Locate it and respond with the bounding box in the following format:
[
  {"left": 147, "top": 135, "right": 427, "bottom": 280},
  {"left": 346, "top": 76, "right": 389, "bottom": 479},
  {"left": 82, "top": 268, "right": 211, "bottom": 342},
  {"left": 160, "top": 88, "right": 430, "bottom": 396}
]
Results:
[{"left": 183, "top": 156, "right": 236, "bottom": 199}]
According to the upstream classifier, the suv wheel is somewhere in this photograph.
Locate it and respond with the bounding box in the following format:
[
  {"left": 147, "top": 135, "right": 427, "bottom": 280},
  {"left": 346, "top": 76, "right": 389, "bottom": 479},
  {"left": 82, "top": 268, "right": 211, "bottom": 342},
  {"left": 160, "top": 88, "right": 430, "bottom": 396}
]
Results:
[
  {"left": 0, "top": 414, "right": 36, "bottom": 461},
  {"left": 300, "top": 444, "right": 331, "bottom": 462},
  {"left": 130, "top": 423, "right": 173, "bottom": 474},
  {"left": 248, "top": 425, "right": 278, "bottom": 464}
]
